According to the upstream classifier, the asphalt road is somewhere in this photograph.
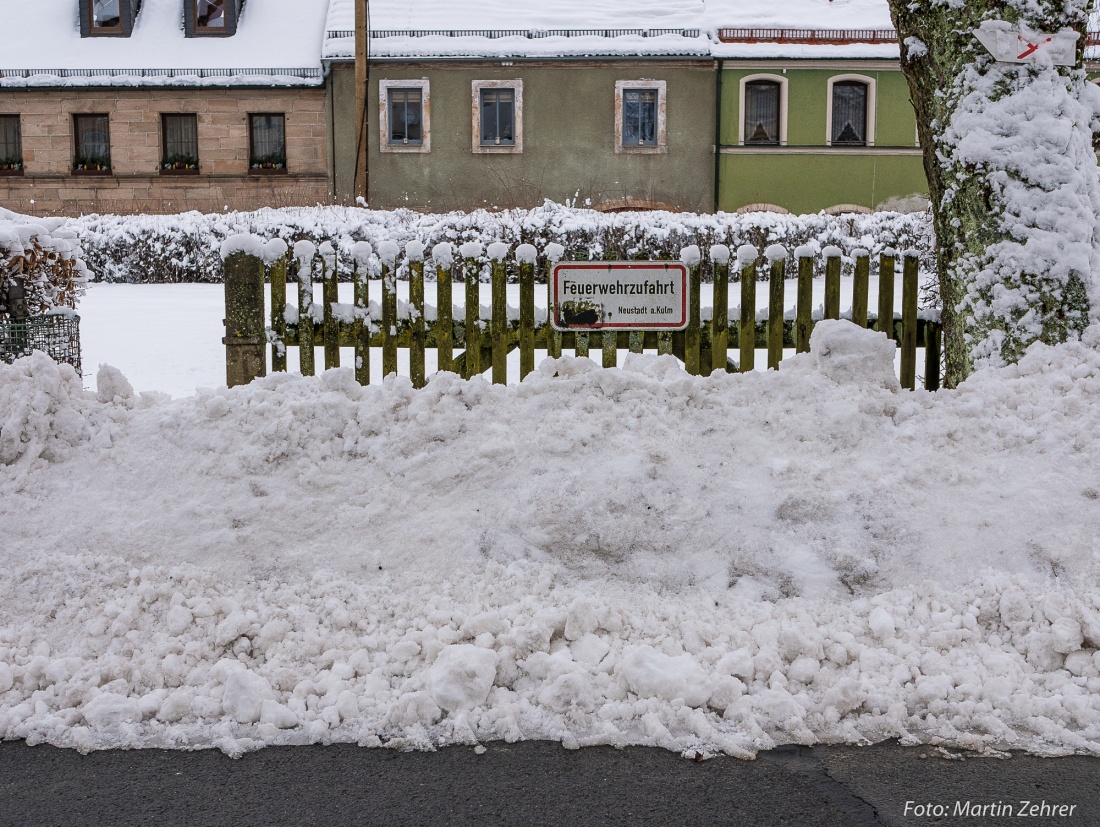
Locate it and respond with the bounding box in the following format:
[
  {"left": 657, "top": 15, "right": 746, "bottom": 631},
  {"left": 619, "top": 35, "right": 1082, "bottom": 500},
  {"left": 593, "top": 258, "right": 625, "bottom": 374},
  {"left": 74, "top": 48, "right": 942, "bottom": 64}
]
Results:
[{"left": 1, "top": 739, "right": 1097, "bottom": 827}]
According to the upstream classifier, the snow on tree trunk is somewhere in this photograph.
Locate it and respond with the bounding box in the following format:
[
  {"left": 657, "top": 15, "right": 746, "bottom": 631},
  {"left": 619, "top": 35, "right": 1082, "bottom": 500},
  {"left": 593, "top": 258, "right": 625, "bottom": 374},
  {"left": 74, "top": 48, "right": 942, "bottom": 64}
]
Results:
[{"left": 889, "top": 0, "right": 1100, "bottom": 387}]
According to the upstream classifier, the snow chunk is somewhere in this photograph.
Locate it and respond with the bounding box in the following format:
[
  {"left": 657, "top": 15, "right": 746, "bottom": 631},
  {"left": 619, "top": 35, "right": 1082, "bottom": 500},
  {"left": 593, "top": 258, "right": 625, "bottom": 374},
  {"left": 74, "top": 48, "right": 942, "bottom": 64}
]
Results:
[
  {"left": 823, "top": 245, "right": 843, "bottom": 259},
  {"left": 709, "top": 244, "right": 731, "bottom": 265},
  {"left": 544, "top": 243, "right": 565, "bottom": 263},
  {"left": 428, "top": 645, "right": 498, "bottom": 712},
  {"left": 96, "top": 365, "right": 135, "bottom": 406},
  {"left": 82, "top": 694, "right": 143, "bottom": 728},
  {"left": 794, "top": 244, "right": 816, "bottom": 259},
  {"left": 515, "top": 243, "right": 538, "bottom": 264},
  {"left": 764, "top": 244, "right": 788, "bottom": 263},
  {"left": 318, "top": 241, "right": 336, "bottom": 267},
  {"left": 431, "top": 242, "right": 454, "bottom": 268},
  {"left": 262, "top": 238, "right": 288, "bottom": 264},
  {"left": 219, "top": 234, "right": 263, "bottom": 261},
  {"left": 679, "top": 245, "right": 701, "bottom": 266},
  {"left": 622, "top": 645, "right": 709, "bottom": 708},
  {"left": 736, "top": 244, "right": 759, "bottom": 265},
  {"left": 904, "top": 36, "right": 928, "bottom": 61},
  {"left": 487, "top": 242, "right": 509, "bottom": 262},
  {"left": 810, "top": 320, "right": 899, "bottom": 391},
  {"left": 377, "top": 240, "right": 400, "bottom": 266},
  {"left": 216, "top": 660, "right": 274, "bottom": 725},
  {"left": 405, "top": 241, "right": 425, "bottom": 262},
  {"left": 351, "top": 241, "right": 374, "bottom": 266},
  {"left": 292, "top": 241, "right": 316, "bottom": 269},
  {"left": 459, "top": 241, "right": 484, "bottom": 260}
]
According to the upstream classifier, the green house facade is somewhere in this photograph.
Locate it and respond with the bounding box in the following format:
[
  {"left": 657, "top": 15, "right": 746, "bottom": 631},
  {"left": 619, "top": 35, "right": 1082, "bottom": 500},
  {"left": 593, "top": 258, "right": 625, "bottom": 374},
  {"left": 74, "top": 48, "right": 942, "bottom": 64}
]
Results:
[{"left": 716, "top": 61, "right": 927, "bottom": 214}]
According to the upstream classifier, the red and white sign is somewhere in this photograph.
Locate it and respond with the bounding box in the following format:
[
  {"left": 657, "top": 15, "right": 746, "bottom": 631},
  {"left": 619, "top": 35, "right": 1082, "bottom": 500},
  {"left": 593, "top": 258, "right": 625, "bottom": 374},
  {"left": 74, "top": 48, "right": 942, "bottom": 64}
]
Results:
[
  {"left": 551, "top": 261, "right": 688, "bottom": 331},
  {"left": 974, "top": 21, "right": 1078, "bottom": 67}
]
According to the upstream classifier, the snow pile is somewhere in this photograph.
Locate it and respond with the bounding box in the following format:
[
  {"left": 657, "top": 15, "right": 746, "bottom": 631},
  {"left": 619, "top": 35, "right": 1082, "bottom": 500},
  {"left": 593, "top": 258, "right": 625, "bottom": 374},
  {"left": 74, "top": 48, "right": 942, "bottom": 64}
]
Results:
[
  {"left": 2, "top": 325, "right": 1100, "bottom": 757},
  {"left": 64, "top": 203, "right": 934, "bottom": 286}
]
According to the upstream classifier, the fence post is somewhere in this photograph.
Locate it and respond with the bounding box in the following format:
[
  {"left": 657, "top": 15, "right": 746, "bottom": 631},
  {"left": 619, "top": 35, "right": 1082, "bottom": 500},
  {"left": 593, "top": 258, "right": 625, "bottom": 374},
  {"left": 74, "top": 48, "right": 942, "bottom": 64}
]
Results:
[
  {"left": 352, "top": 242, "right": 372, "bottom": 386},
  {"left": 320, "top": 242, "right": 339, "bottom": 370},
  {"left": 222, "top": 243, "right": 266, "bottom": 388},
  {"left": 463, "top": 243, "right": 483, "bottom": 378},
  {"left": 925, "top": 322, "right": 942, "bottom": 391},
  {"left": 766, "top": 245, "right": 786, "bottom": 370},
  {"left": 795, "top": 248, "right": 813, "bottom": 353},
  {"left": 545, "top": 243, "right": 564, "bottom": 359},
  {"left": 379, "top": 241, "right": 399, "bottom": 378},
  {"left": 490, "top": 242, "right": 509, "bottom": 384},
  {"left": 900, "top": 252, "right": 919, "bottom": 391},
  {"left": 710, "top": 245, "right": 730, "bottom": 372},
  {"left": 517, "top": 244, "right": 536, "bottom": 380},
  {"left": 294, "top": 241, "right": 316, "bottom": 377},
  {"left": 600, "top": 247, "right": 616, "bottom": 369},
  {"left": 433, "top": 242, "right": 454, "bottom": 373},
  {"left": 737, "top": 245, "right": 757, "bottom": 373},
  {"left": 408, "top": 241, "right": 426, "bottom": 389},
  {"left": 682, "top": 246, "right": 702, "bottom": 375},
  {"left": 852, "top": 249, "right": 870, "bottom": 328},
  {"left": 877, "top": 250, "right": 896, "bottom": 340},
  {"left": 824, "top": 247, "right": 841, "bottom": 320},
  {"left": 266, "top": 239, "right": 288, "bottom": 374}
]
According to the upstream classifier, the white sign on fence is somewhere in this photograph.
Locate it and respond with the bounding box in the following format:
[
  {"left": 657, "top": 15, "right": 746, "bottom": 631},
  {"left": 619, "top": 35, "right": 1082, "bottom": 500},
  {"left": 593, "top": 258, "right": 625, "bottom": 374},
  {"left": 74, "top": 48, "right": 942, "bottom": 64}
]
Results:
[
  {"left": 974, "top": 21, "right": 1078, "bottom": 67},
  {"left": 551, "top": 261, "right": 689, "bottom": 331}
]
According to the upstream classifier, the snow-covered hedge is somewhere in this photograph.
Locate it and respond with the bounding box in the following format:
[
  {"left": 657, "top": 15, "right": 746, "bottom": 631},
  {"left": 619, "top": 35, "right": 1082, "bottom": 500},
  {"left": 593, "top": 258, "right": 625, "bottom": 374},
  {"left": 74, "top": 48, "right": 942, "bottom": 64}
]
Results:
[
  {"left": 0, "top": 208, "right": 88, "bottom": 315},
  {"left": 66, "top": 202, "right": 934, "bottom": 285}
]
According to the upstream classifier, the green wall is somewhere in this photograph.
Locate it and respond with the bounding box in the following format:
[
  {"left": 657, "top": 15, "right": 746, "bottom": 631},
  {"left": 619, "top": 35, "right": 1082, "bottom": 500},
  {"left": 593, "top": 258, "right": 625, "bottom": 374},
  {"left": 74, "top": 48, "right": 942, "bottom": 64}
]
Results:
[
  {"left": 718, "top": 66, "right": 928, "bottom": 213},
  {"left": 333, "top": 61, "right": 715, "bottom": 212}
]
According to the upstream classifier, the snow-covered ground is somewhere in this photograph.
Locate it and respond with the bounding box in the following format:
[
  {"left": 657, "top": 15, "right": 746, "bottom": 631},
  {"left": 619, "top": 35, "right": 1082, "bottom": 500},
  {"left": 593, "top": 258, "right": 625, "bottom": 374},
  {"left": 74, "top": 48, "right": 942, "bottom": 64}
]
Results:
[{"left": 3, "top": 308, "right": 1100, "bottom": 758}]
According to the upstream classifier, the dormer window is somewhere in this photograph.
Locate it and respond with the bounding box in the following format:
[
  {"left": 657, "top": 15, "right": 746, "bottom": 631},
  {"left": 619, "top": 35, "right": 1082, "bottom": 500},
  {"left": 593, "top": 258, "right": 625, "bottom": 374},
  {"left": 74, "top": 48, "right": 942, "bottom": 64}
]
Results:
[
  {"left": 80, "top": 0, "right": 139, "bottom": 37},
  {"left": 185, "top": 0, "right": 241, "bottom": 37}
]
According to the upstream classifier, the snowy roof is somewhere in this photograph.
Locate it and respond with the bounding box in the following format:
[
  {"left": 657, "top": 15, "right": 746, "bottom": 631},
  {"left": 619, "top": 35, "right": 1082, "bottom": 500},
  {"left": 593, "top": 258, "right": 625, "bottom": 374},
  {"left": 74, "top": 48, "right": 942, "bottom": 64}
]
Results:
[
  {"left": 0, "top": 0, "right": 329, "bottom": 88},
  {"left": 322, "top": 0, "right": 711, "bottom": 60}
]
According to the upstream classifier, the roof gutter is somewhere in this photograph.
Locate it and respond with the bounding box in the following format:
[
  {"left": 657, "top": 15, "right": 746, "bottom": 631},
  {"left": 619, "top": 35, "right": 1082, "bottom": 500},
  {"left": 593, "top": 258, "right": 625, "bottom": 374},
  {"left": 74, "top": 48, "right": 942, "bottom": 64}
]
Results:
[{"left": 713, "top": 58, "right": 722, "bottom": 214}]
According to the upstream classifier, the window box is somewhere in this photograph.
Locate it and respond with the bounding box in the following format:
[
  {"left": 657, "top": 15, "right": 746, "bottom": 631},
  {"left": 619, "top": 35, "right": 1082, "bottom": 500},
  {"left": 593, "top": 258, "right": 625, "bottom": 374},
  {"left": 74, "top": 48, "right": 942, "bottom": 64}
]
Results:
[
  {"left": 472, "top": 80, "right": 523, "bottom": 154},
  {"left": 185, "top": 0, "right": 242, "bottom": 37},
  {"left": 79, "top": 0, "right": 140, "bottom": 38},
  {"left": 614, "top": 80, "right": 667, "bottom": 154},
  {"left": 0, "top": 164, "right": 24, "bottom": 177}
]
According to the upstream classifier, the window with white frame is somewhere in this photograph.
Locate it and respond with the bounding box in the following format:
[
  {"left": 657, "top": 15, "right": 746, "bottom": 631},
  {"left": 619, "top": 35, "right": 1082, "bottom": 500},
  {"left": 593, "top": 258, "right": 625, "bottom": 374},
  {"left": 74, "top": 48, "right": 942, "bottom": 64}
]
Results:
[
  {"left": 739, "top": 74, "right": 788, "bottom": 146},
  {"left": 379, "top": 80, "right": 430, "bottom": 153},
  {"left": 827, "top": 75, "right": 876, "bottom": 147},
  {"left": 472, "top": 80, "right": 522, "bottom": 153},
  {"left": 615, "top": 80, "right": 667, "bottom": 154}
]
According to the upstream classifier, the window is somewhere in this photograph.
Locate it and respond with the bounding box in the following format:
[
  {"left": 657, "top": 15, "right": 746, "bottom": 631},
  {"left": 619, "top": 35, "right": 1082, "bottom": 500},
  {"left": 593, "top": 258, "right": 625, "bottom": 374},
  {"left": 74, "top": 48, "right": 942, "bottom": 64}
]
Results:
[
  {"left": 827, "top": 75, "right": 876, "bottom": 147},
  {"left": 614, "top": 80, "right": 667, "bottom": 154},
  {"left": 0, "top": 116, "right": 22, "bottom": 174},
  {"left": 472, "top": 80, "right": 523, "bottom": 153},
  {"left": 738, "top": 74, "right": 788, "bottom": 147},
  {"left": 744, "top": 81, "right": 781, "bottom": 145},
  {"left": 379, "top": 79, "right": 431, "bottom": 153},
  {"left": 162, "top": 114, "right": 199, "bottom": 173},
  {"left": 73, "top": 114, "right": 111, "bottom": 173},
  {"left": 248, "top": 114, "right": 286, "bottom": 172},
  {"left": 196, "top": 0, "right": 226, "bottom": 29},
  {"left": 80, "top": 0, "right": 137, "bottom": 37},
  {"left": 185, "top": 0, "right": 239, "bottom": 36}
]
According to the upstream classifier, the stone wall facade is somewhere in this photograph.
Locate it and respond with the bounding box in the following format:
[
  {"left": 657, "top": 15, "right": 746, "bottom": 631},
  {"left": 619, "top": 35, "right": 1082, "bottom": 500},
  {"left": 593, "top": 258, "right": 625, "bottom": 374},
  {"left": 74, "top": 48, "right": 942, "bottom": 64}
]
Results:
[{"left": 0, "top": 87, "right": 330, "bottom": 215}]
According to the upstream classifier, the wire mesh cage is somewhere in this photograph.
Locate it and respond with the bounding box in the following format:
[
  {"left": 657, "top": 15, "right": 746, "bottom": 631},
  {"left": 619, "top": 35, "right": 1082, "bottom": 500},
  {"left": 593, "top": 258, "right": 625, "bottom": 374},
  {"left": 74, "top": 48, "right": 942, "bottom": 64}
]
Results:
[{"left": 0, "top": 313, "right": 82, "bottom": 375}]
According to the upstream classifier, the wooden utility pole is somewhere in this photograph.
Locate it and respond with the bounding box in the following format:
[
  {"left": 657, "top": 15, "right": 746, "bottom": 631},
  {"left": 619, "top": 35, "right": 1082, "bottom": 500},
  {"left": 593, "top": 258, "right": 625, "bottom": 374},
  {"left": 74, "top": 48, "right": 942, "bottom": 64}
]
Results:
[{"left": 354, "top": 0, "right": 369, "bottom": 203}]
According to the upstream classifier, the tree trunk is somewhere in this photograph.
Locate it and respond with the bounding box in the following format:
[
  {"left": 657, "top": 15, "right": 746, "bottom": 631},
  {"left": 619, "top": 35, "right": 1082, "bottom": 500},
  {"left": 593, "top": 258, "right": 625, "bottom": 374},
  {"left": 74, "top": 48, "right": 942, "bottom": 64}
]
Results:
[{"left": 888, "top": 1, "right": 1099, "bottom": 387}]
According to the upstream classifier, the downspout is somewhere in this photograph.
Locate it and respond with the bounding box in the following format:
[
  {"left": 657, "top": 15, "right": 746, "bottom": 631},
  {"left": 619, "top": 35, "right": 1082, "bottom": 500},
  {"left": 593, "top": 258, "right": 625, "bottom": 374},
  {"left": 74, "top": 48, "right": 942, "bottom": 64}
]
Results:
[{"left": 713, "top": 58, "right": 723, "bottom": 214}]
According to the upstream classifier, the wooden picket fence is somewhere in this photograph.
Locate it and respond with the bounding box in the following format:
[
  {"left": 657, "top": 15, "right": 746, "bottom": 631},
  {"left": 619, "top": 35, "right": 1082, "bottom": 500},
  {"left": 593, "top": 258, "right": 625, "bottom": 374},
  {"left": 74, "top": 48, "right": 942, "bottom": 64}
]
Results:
[{"left": 222, "top": 243, "right": 942, "bottom": 391}]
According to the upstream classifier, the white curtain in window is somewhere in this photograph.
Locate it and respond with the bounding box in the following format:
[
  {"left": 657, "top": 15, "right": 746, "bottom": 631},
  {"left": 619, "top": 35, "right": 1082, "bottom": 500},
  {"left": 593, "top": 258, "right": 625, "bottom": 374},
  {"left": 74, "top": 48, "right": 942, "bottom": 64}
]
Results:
[
  {"left": 744, "top": 82, "right": 780, "bottom": 144},
  {"left": 832, "top": 82, "right": 867, "bottom": 145}
]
